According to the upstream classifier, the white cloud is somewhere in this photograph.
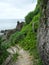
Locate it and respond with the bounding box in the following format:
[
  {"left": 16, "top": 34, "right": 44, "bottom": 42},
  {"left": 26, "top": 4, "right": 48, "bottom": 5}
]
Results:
[{"left": 0, "top": 0, "right": 37, "bottom": 19}]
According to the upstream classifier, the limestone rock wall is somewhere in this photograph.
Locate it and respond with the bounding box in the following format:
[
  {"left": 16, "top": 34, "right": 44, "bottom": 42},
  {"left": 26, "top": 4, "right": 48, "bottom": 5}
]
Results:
[{"left": 38, "top": 0, "right": 49, "bottom": 65}]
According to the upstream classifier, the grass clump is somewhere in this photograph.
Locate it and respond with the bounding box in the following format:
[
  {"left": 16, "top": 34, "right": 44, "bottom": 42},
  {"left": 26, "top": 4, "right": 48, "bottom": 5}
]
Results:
[{"left": 12, "top": 53, "right": 19, "bottom": 62}]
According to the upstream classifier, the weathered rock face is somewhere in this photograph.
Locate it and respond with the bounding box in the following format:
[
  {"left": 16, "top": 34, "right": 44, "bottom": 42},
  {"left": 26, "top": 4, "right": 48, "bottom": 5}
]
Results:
[{"left": 38, "top": 0, "right": 49, "bottom": 65}]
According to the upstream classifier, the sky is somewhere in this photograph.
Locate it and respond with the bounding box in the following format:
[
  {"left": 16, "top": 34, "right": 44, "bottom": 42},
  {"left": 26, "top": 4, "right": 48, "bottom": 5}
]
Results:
[{"left": 0, "top": 0, "right": 37, "bottom": 19}]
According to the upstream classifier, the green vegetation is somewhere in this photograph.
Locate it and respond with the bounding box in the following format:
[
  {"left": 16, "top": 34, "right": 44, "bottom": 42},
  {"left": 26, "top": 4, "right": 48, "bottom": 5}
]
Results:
[
  {"left": 9, "top": 13, "right": 42, "bottom": 65},
  {"left": 12, "top": 53, "right": 19, "bottom": 62},
  {"left": 0, "top": 36, "right": 9, "bottom": 65},
  {"left": 25, "top": 11, "right": 34, "bottom": 24},
  {"left": 25, "top": 0, "right": 40, "bottom": 24},
  {"left": 0, "top": 0, "right": 43, "bottom": 65},
  {"left": 25, "top": 8, "right": 40, "bottom": 24}
]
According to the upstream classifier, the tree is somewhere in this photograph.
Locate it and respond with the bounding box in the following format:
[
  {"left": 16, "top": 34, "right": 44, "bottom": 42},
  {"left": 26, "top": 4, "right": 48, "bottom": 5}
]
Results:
[
  {"left": 25, "top": 11, "right": 34, "bottom": 24},
  {"left": 25, "top": 0, "right": 40, "bottom": 24}
]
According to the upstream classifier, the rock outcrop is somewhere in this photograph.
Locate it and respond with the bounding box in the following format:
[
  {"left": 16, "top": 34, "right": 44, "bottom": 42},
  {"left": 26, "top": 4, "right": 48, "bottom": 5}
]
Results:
[
  {"left": 2, "top": 21, "right": 24, "bottom": 40},
  {"left": 38, "top": 0, "right": 49, "bottom": 65},
  {"left": 16, "top": 21, "right": 24, "bottom": 31}
]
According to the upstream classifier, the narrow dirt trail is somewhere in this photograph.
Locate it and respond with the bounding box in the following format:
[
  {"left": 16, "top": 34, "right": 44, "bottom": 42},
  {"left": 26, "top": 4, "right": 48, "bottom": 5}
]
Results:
[
  {"left": 14, "top": 46, "right": 33, "bottom": 65},
  {"left": 7, "top": 45, "right": 33, "bottom": 65}
]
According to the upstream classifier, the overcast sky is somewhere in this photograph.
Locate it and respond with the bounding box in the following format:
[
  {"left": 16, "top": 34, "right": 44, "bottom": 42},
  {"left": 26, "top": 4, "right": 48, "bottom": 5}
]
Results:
[{"left": 0, "top": 0, "right": 37, "bottom": 19}]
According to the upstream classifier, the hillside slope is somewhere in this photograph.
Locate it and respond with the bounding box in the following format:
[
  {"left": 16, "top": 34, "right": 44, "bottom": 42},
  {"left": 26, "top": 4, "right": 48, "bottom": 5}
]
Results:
[
  {"left": 8, "top": 13, "right": 42, "bottom": 65},
  {"left": 0, "top": 0, "right": 43, "bottom": 65}
]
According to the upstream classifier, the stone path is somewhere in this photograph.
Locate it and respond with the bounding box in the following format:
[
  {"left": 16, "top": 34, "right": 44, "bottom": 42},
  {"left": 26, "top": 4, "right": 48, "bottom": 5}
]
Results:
[{"left": 2, "top": 45, "right": 33, "bottom": 65}]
